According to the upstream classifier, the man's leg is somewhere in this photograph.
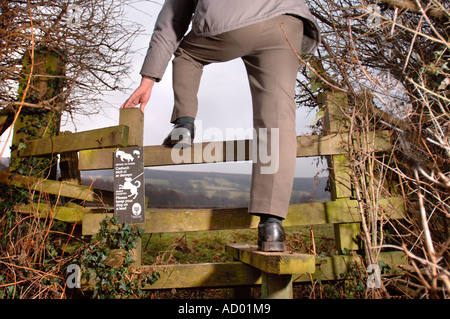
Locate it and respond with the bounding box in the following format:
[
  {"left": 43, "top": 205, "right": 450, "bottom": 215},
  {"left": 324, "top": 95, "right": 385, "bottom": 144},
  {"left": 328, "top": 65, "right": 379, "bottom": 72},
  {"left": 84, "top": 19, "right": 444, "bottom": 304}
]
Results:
[
  {"left": 170, "top": 44, "right": 204, "bottom": 123},
  {"left": 162, "top": 41, "right": 206, "bottom": 146},
  {"left": 170, "top": 24, "right": 264, "bottom": 123},
  {"left": 243, "top": 15, "right": 304, "bottom": 250},
  {"left": 165, "top": 24, "right": 265, "bottom": 146},
  {"left": 244, "top": 15, "right": 304, "bottom": 219}
]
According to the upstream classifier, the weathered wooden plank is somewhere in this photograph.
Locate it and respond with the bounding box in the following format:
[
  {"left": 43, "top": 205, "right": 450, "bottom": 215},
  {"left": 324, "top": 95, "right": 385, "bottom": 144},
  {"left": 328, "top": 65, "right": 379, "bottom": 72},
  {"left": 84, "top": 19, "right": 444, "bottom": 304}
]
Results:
[
  {"left": 80, "top": 251, "right": 405, "bottom": 291},
  {"left": 14, "top": 202, "right": 90, "bottom": 224},
  {"left": 81, "top": 262, "right": 262, "bottom": 291},
  {"left": 19, "top": 125, "right": 129, "bottom": 157},
  {"left": 225, "top": 244, "right": 316, "bottom": 275},
  {"left": 78, "top": 139, "right": 252, "bottom": 170},
  {"left": 295, "top": 131, "right": 391, "bottom": 158},
  {"left": 78, "top": 148, "right": 115, "bottom": 171},
  {"left": 144, "top": 262, "right": 261, "bottom": 290},
  {"left": 82, "top": 207, "right": 256, "bottom": 235},
  {"left": 78, "top": 131, "right": 391, "bottom": 170},
  {"left": 81, "top": 197, "right": 405, "bottom": 235},
  {"left": 0, "top": 170, "right": 113, "bottom": 205}
]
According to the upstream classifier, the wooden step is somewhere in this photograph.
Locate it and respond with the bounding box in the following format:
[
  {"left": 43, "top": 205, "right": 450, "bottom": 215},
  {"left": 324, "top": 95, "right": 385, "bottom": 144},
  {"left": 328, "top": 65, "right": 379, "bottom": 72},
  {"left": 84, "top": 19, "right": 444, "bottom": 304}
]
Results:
[
  {"left": 225, "top": 243, "right": 315, "bottom": 275},
  {"left": 226, "top": 243, "right": 316, "bottom": 299}
]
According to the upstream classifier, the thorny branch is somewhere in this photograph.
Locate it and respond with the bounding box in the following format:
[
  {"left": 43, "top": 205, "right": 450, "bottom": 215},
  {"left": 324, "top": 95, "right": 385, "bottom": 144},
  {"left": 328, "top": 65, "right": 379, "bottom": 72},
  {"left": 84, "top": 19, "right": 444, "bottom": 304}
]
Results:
[
  {"left": 302, "top": 0, "right": 449, "bottom": 298},
  {"left": 0, "top": 0, "right": 143, "bottom": 119}
]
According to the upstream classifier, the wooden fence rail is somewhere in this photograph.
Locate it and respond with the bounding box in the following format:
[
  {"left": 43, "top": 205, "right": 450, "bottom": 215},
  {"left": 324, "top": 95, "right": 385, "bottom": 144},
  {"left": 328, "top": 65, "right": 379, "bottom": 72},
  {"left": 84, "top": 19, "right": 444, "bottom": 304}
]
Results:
[
  {"left": 81, "top": 197, "right": 404, "bottom": 235},
  {"left": 19, "top": 125, "right": 130, "bottom": 157},
  {"left": 76, "top": 130, "right": 391, "bottom": 170},
  {"left": 4, "top": 92, "right": 407, "bottom": 299}
]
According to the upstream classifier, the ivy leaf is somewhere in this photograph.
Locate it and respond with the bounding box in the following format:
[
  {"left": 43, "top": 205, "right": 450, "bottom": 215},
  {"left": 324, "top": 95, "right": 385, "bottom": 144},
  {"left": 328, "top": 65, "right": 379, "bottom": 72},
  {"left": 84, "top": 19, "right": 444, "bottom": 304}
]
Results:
[
  {"left": 311, "top": 105, "right": 326, "bottom": 125},
  {"left": 17, "top": 142, "right": 27, "bottom": 151}
]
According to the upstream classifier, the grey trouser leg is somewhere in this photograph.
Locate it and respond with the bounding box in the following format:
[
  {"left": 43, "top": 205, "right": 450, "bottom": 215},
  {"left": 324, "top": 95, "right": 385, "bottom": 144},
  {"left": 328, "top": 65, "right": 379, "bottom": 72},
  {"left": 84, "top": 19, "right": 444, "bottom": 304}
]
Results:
[{"left": 171, "top": 15, "right": 304, "bottom": 219}]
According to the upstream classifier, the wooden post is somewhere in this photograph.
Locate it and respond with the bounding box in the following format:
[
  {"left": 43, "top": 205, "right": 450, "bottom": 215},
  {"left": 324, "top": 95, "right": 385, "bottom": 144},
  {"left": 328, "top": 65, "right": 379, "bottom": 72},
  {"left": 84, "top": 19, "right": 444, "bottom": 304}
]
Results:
[
  {"left": 232, "top": 257, "right": 253, "bottom": 298},
  {"left": 59, "top": 131, "right": 81, "bottom": 185},
  {"left": 119, "top": 108, "right": 144, "bottom": 146},
  {"left": 10, "top": 47, "right": 65, "bottom": 179},
  {"left": 261, "top": 273, "right": 293, "bottom": 299},
  {"left": 334, "top": 222, "right": 361, "bottom": 251},
  {"left": 323, "top": 93, "right": 361, "bottom": 252}
]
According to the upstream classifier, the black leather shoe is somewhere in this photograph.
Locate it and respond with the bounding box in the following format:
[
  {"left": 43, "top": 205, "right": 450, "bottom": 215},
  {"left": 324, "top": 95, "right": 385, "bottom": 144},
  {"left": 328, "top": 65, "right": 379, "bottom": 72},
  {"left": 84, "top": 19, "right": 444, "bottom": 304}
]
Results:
[
  {"left": 257, "top": 221, "right": 286, "bottom": 252},
  {"left": 162, "top": 122, "right": 195, "bottom": 147}
]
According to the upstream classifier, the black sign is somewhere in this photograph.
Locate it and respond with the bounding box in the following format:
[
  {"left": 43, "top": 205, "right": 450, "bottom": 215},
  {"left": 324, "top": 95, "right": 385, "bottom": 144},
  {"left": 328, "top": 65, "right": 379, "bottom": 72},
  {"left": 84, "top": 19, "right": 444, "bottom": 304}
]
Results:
[{"left": 113, "top": 146, "right": 145, "bottom": 224}]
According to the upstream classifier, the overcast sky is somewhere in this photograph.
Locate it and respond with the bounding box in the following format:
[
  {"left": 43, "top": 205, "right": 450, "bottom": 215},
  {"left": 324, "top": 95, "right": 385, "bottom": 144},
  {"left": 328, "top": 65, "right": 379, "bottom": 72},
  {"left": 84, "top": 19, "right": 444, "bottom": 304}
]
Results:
[{"left": 1, "top": 1, "right": 327, "bottom": 178}]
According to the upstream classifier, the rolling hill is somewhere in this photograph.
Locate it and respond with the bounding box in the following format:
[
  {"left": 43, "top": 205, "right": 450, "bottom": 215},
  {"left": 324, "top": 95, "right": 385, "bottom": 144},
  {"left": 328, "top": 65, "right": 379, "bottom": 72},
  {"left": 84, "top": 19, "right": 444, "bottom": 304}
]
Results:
[
  {"left": 82, "top": 168, "right": 330, "bottom": 209},
  {"left": 1, "top": 157, "right": 330, "bottom": 208}
]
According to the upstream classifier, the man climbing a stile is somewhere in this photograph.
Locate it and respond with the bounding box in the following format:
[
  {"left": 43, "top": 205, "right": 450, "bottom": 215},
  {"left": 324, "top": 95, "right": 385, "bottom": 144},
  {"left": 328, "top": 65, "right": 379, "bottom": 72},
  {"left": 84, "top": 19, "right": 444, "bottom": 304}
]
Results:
[{"left": 121, "top": 0, "right": 321, "bottom": 251}]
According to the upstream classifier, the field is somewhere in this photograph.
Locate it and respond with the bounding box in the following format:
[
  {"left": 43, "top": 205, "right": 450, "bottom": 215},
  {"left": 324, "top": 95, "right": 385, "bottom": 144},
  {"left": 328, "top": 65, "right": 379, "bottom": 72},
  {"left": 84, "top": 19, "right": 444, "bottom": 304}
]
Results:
[{"left": 142, "top": 224, "right": 335, "bottom": 265}]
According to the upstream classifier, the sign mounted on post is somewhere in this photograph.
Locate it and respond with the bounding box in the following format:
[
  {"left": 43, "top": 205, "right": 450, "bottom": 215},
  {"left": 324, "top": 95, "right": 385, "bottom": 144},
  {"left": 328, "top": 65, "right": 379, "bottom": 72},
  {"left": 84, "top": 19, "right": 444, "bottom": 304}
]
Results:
[{"left": 114, "top": 146, "right": 145, "bottom": 224}]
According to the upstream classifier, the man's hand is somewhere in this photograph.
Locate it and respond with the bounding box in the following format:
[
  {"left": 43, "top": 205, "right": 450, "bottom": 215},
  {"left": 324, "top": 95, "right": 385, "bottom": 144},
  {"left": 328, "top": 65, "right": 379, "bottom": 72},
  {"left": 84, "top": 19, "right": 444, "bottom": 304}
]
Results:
[{"left": 120, "top": 77, "right": 155, "bottom": 113}]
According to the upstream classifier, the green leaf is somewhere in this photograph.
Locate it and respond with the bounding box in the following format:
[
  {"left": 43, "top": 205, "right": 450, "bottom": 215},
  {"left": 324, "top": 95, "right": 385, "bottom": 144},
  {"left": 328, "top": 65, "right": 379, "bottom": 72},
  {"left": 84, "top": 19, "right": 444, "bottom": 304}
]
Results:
[
  {"left": 17, "top": 142, "right": 27, "bottom": 151},
  {"left": 311, "top": 105, "right": 326, "bottom": 125}
]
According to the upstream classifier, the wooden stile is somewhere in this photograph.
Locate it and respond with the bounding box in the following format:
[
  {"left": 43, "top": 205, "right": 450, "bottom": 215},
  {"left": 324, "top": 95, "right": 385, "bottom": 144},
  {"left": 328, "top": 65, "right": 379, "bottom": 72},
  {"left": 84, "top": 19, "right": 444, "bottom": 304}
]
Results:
[{"left": 4, "top": 94, "right": 408, "bottom": 299}]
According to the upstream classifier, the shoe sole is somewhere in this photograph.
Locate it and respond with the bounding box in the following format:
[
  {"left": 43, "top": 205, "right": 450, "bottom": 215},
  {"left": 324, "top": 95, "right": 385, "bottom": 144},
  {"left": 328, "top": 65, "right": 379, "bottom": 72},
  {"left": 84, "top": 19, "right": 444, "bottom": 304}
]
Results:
[{"left": 259, "top": 242, "right": 285, "bottom": 252}]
